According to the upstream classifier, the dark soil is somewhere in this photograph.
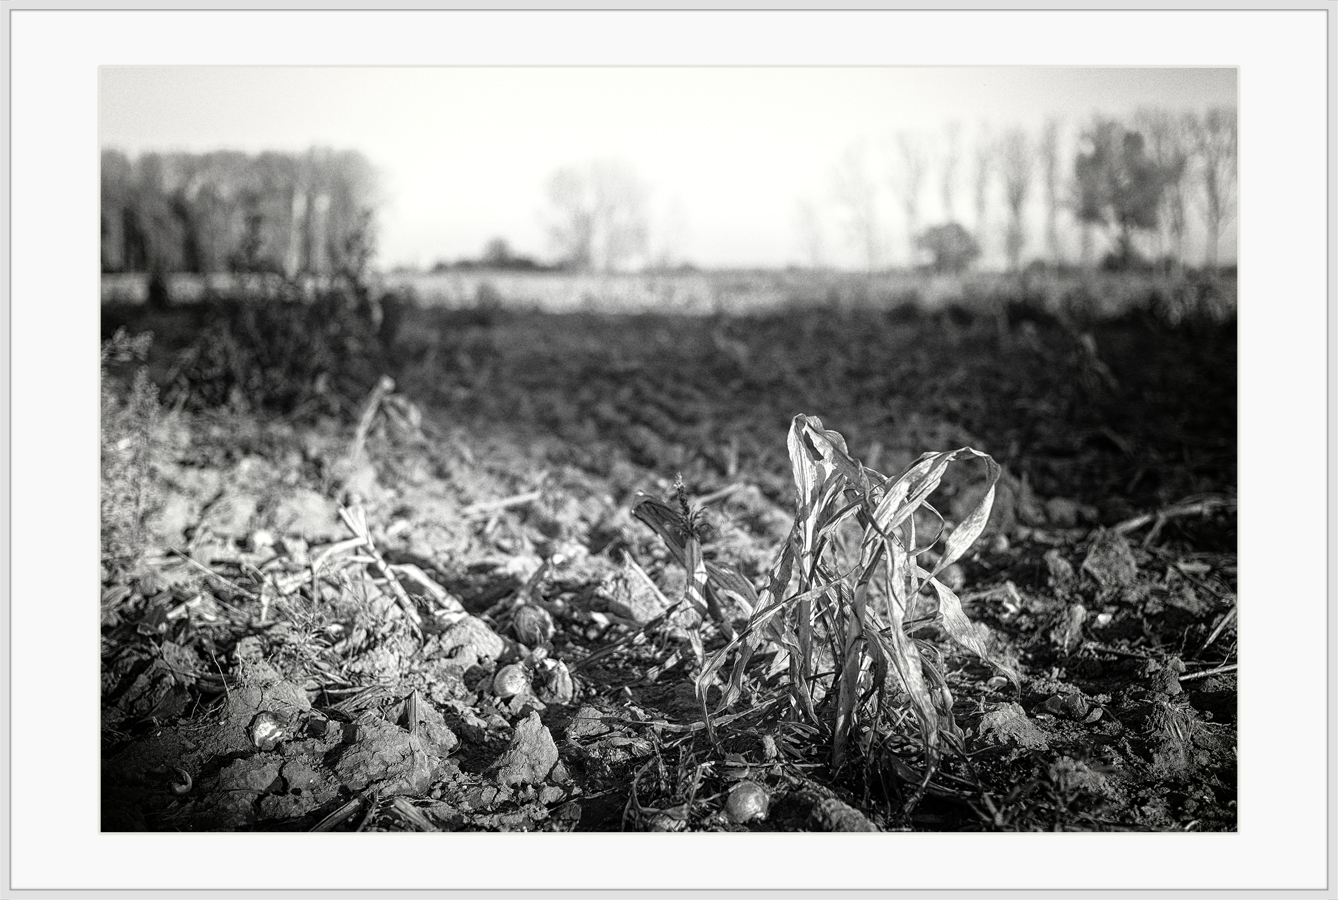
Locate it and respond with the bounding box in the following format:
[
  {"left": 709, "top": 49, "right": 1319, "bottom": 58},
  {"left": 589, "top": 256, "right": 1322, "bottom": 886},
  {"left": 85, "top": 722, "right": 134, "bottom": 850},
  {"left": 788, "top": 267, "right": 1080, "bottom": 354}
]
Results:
[{"left": 100, "top": 284, "right": 1236, "bottom": 832}]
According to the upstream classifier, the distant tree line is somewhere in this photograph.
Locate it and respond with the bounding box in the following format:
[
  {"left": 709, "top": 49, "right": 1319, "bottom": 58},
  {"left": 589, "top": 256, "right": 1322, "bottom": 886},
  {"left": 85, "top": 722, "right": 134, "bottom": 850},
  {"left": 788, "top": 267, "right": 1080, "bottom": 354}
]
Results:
[
  {"left": 818, "top": 106, "right": 1237, "bottom": 273},
  {"left": 430, "top": 237, "right": 562, "bottom": 273},
  {"left": 431, "top": 160, "right": 657, "bottom": 275},
  {"left": 101, "top": 148, "right": 379, "bottom": 282}
]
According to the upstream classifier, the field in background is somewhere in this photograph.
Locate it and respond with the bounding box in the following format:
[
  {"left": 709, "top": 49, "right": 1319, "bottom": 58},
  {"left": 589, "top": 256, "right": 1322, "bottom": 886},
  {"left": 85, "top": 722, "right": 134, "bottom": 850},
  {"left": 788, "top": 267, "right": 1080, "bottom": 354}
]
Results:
[{"left": 102, "top": 266, "right": 1236, "bottom": 321}]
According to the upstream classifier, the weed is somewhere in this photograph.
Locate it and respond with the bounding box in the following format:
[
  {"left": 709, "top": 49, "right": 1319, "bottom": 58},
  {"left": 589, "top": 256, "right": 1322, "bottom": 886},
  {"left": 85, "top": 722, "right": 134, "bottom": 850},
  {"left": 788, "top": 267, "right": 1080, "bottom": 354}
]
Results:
[
  {"left": 164, "top": 293, "right": 387, "bottom": 418},
  {"left": 973, "top": 755, "right": 1123, "bottom": 831},
  {"left": 641, "top": 415, "right": 1015, "bottom": 811},
  {"left": 101, "top": 329, "right": 163, "bottom": 577}
]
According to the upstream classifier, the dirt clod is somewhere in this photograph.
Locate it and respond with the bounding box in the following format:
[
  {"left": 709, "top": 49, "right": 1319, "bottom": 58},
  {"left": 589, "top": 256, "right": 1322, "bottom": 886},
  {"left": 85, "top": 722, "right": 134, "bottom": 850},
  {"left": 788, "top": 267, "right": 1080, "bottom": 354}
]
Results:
[
  {"left": 333, "top": 720, "right": 436, "bottom": 796},
  {"left": 494, "top": 712, "right": 559, "bottom": 786},
  {"left": 976, "top": 702, "right": 1052, "bottom": 752},
  {"left": 1082, "top": 531, "right": 1139, "bottom": 590},
  {"left": 809, "top": 796, "right": 879, "bottom": 832}
]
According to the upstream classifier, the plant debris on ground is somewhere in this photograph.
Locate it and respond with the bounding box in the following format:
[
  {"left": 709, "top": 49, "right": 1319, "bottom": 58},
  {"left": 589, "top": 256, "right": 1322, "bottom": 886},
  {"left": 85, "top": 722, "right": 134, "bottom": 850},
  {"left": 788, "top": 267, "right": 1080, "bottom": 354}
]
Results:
[{"left": 100, "top": 280, "right": 1237, "bottom": 832}]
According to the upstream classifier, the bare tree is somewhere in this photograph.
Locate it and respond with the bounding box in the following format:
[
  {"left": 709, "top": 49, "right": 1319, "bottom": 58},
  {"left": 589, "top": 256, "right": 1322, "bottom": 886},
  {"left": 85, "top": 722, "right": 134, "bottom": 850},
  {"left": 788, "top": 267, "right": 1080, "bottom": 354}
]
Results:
[
  {"left": 972, "top": 125, "right": 994, "bottom": 263},
  {"left": 832, "top": 141, "right": 881, "bottom": 272},
  {"left": 651, "top": 199, "right": 689, "bottom": 270},
  {"left": 890, "top": 131, "right": 928, "bottom": 266},
  {"left": 1000, "top": 127, "right": 1034, "bottom": 271},
  {"left": 1040, "top": 118, "right": 1063, "bottom": 266},
  {"left": 794, "top": 198, "right": 826, "bottom": 269},
  {"left": 1193, "top": 107, "right": 1237, "bottom": 268},
  {"left": 940, "top": 121, "right": 962, "bottom": 223},
  {"left": 1135, "top": 107, "right": 1193, "bottom": 267},
  {"left": 546, "top": 159, "right": 650, "bottom": 272}
]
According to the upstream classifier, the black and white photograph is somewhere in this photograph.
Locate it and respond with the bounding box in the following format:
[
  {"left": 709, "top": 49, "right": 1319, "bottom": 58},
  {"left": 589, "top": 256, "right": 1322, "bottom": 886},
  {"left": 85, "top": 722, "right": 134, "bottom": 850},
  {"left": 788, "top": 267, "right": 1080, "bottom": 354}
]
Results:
[
  {"left": 98, "top": 63, "right": 1241, "bottom": 834},
  {"left": 3, "top": 4, "right": 1333, "bottom": 896}
]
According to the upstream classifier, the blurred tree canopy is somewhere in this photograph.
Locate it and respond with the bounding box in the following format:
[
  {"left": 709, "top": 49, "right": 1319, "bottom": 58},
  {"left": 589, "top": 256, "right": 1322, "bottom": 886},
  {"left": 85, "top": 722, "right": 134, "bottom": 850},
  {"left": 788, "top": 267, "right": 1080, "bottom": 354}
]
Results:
[
  {"left": 916, "top": 222, "right": 980, "bottom": 274},
  {"left": 1073, "top": 120, "right": 1170, "bottom": 269},
  {"left": 101, "top": 148, "right": 380, "bottom": 280}
]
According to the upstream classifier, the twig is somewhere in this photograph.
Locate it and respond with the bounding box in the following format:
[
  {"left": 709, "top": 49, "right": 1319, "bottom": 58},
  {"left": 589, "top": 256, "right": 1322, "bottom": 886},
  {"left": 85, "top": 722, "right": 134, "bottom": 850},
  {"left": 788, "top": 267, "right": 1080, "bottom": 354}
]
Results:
[
  {"left": 311, "top": 536, "right": 372, "bottom": 570},
  {"left": 1113, "top": 496, "right": 1236, "bottom": 537},
  {"left": 461, "top": 490, "right": 542, "bottom": 519},
  {"left": 166, "top": 547, "right": 258, "bottom": 604},
  {"left": 389, "top": 563, "right": 469, "bottom": 622},
  {"left": 569, "top": 605, "right": 681, "bottom": 673},
  {"left": 348, "top": 375, "right": 395, "bottom": 462},
  {"left": 1200, "top": 604, "right": 1238, "bottom": 653},
  {"left": 693, "top": 483, "right": 743, "bottom": 507},
  {"left": 354, "top": 787, "right": 381, "bottom": 832},
  {"left": 569, "top": 575, "right": 688, "bottom": 675},
  {"left": 598, "top": 694, "right": 787, "bottom": 734},
  {"left": 1179, "top": 663, "right": 1237, "bottom": 683},
  {"left": 1081, "top": 641, "right": 1150, "bottom": 660},
  {"left": 483, "top": 558, "right": 552, "bottom": 620},
  {"left": 624, "top": 554, "right": 676, "bottom": 613},
  {"left": 389, "top": 796, "right": 438, "bottom": 832},
  {"left": 338, "top": 507, "right": 423, "bottom": 637},
  {"left": 311, "top": 796, "right": 363, "bottom": 832}
]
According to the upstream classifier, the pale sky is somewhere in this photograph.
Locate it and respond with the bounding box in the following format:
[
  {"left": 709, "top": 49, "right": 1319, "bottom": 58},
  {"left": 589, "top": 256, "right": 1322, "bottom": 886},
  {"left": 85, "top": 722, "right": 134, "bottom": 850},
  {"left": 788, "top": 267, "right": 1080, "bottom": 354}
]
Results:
[{"left": 100, "top": 67, "right": 1237, "bottom": 269}]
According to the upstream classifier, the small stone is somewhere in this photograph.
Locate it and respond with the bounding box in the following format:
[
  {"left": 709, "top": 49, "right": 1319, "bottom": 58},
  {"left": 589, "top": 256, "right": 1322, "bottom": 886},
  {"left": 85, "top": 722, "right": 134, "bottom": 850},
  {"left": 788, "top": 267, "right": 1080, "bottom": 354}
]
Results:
[
  {"left": 1059, "top": 694, "right": 1091, "bottom": 720},
  {"left": 271, "top": 488, "right": 344, "bottom": 542},
  {"left": 438, "top": 616, "right": 507, "bottom": 669},
  {"left": 1044, "top": 497, "right": 1085, "bottom": 528},
  {"left": 1082, "top": 531, "right": 1139, "bottom": 590},
  {"left": 1043, "top": 549, "right": 1076, "bottom": 589},
  {"left": 1048, "top": 603, "right": 1087, "bottom": 654},
  {"left": 565, "top": 706, "right": 613, "bottom": 741}
]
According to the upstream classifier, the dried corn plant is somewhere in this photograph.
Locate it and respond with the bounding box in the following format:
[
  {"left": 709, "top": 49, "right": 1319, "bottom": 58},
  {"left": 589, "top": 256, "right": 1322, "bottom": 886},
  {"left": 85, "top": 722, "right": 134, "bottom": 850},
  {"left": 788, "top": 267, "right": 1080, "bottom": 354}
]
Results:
[{"left": 637, "top": 414, "right": 1016, "bottom": 810}]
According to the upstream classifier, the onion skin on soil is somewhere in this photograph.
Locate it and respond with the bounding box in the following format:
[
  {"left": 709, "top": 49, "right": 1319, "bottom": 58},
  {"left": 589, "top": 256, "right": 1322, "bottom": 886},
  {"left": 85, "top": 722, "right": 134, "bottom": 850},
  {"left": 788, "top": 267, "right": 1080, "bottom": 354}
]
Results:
[
  {"left": 536, "top": 660, "right": 575, "bottom": 705},
  {"left": 725, "top": 781, "right": 770, "bottom": 824},
  {"left": 248, "top": 711, "right": 288, "bottom": 751},
  {"left": 513, "top": 604, "right": 555, "bottom": 646},
  {"left": 493, "top": 663, "right": 531, "bottom": 699}
]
